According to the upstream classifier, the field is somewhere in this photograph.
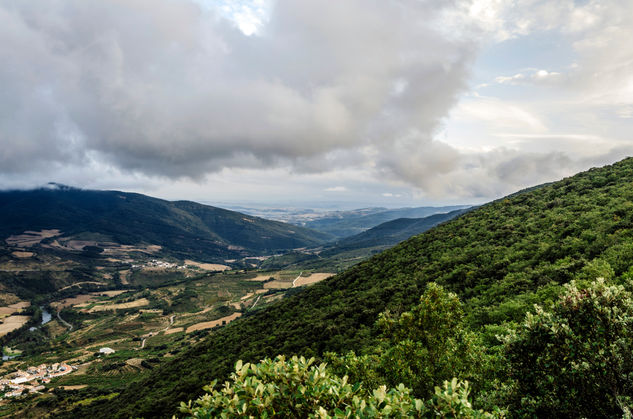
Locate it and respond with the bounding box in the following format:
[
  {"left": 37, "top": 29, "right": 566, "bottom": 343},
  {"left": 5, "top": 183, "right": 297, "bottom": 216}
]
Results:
[
  {"left": 0, "top": 261, "right": 334, "bottom": 408},
  {"left": 5, "top": 229, "right": 62, "bottom": 247},
  {"left": 87, "top": 298, "right": 149, "bottom": 312},
  {"left": 184, "top": 260, "right": 230, "bottom": 271},
  {"left": 0, "top": 315, "right": 30, "bottom": 336}
]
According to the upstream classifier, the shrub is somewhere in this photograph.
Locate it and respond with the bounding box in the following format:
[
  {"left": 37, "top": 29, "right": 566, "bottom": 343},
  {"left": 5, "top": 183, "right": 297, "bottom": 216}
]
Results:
[{"left": 503, "top": 278, "right": 633, "bottom": 417}]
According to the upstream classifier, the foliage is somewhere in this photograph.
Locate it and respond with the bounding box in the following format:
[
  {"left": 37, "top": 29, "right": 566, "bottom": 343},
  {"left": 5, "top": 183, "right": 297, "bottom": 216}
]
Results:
[
  {"left": 376, "top": 283, "right": 484, "bottom": 399},
  {"left": 52, "top": 158, "right": 633, "bottom": 417},
  {"left": 328, "top": 283, "right": 486, "bottom": 401},
  {"left": 0, "top": 187, "right": 332, "bottom": 265},
  {"left": 503, "top": 278, "right": 633, "bottom": 417},
  {"left": 178, "top": 356, "right": 496, "bottom": 418}
]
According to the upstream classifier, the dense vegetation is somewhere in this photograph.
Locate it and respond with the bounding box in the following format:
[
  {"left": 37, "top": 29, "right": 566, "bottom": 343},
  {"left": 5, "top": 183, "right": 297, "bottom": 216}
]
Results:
[
  {"left": 0, "top": 185, "right": 332, "bottom": 261},
  {"left": 261, "top": 209, "right": 469, "bottom": 271},
  {"left": 328, "top": 208, "right": 470, "bottom": 252},
  {"left": 36, "top": 157, "right": 633, "bottom": 417},
  {"left": 180, "top": 277, "right": 633, "bottom": 417},
  {"left": 300, "top": 205, "right": 470, "bottom": 238},
  {"left": 179, "top": 356, "right": 494, "bottom": 418}
]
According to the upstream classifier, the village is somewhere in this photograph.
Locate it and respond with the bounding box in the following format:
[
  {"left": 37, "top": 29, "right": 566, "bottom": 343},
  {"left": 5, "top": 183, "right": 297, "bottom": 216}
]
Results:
[{"left": 0, "top": 362, "right": 75, "bottom": 398}]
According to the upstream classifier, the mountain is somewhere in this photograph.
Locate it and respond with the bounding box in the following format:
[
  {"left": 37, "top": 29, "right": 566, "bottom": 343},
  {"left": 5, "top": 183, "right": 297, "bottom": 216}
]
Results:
[
  {"left": 52, "top": 158, "right": 633, "bottom": 417},
  {"left": 260, "top": 208, "right": 470, "bottom": 271},
  {"left": 328, "top": 208, "right": 471, "bottom": 252},
  {"left": 296, "top": 205, "right": 471, "bottom": 238},
  {"left": 0, "top": 186, "right": 332, "bottom": 262}
]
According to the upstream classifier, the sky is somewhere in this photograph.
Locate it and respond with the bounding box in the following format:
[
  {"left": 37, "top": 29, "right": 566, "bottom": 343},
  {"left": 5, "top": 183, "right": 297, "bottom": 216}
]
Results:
[{"left": 1, "top": 0, "right": 633, "bottom": 208}]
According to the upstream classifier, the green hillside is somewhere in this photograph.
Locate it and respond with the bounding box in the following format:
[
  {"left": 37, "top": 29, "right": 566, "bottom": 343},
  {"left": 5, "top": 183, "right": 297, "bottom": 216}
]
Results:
[
  {"left": 261, "top": 208, "right": 470, "bottom": 271},
  {"left": 328, "top": 208, "right": 470, "bottom": 251},
  {"left": 0, "top": 186, "right": 332, "bottom": 261},
  {"left": 53, "top": 158, "right": 633, "bottom": 417},
  {"left": 300, "top": 205, "right": 470, "bottom": 238}
]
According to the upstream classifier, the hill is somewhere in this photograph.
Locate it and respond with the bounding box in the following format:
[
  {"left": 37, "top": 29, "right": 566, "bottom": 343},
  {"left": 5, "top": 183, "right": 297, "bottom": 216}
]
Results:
[
  {"left": 0, "top": 185, "right": 332, "bottom": 262},
  {"left": 296, "top": 205, "right": 470, "bottom": 238},
  {"left": 329, "top": 208, "right": 471, "bottom": 251},
  {"left": 261, "top": 208, "right": 470, "bottom": 271},
  {"left": 52, "top": 158, "right": 633, "bottom": 417}
]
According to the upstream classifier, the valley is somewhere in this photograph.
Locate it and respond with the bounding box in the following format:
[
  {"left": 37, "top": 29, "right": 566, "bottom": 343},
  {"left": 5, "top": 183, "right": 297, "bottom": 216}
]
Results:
[{"left": 0, "top": 235, "right": 335, "bottom": 416}]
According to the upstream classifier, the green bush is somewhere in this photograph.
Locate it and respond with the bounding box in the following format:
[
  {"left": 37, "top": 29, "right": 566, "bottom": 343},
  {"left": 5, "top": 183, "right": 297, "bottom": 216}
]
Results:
[
  {"left": 375, "top": 283, "right": 485, "bottom": 399},
  {"left": 178, "top": 356, "right": 496, "bottom": 418},
  {"left": 503, "top": 278, "right": 633, "bottom": 417}
]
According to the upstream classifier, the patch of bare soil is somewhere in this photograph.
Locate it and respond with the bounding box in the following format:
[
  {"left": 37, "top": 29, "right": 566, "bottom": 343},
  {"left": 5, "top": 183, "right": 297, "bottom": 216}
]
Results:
[
  {"left": 11, "top": 251, "right": 33, "bottom": 258},
  {"left": 247, "top": 274, "right": 278, "bottom": 282},
  {"left": 8, "top": 302, "right": 30, "bottom": 310},
  {"left": 164, "top": 327, "right": 184, "bottom": 335},
  {"left": 186, "top": 313, "right": 242, "bottom": 333},
  {"left": 263, "top": 280, "right": 293, "bottom": 289},
  {"left": 5, "top": 229, "right": 61, "bottom": 247},
  {"left": 119, "top": 270, "right": 130, "bottom": 285},
  {"left": 240, "top": 292, "right": 255, "bottom": 301},
  {"left": 0, "top": 301, "right": 29, "bottom": 318},
  {"left": 51, "top": 294, "right": 96, "bottom": 310},
  {"left": 0, "top": 315, "right": 30, "bottom": 336},
  {"left": 184, "top": 260, "right": 230, "bottom": 271},
  {"left": 293, "top": 273, "right": 333, "bottom": 287},
  {"left": 88, "top": 298, "right": 149, "bottom": 312},
  {"left": 60, "top": 385, "right": 88, "bottom": 390}
]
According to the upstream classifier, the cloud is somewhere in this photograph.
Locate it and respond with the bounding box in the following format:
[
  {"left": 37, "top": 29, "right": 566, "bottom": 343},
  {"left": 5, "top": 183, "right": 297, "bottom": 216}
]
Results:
[
  {"left": 495, "top": 69, "right": 563, "bottom": 86},
  {"left": 324, "top": 186, "right": 347, "bottom": 192},
  {"left": 3, "top": 0, "right": 633, "bottom": 203},
  {"left": 0, "top": 0, "right": 475, "bottom": 186}
]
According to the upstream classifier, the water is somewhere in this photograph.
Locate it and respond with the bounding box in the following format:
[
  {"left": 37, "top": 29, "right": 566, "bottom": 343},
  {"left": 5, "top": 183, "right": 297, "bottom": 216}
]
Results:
[
  {"left": 41, "top": 307, "right": 52, "bottom": 325},
  {"left": 2, "top": 307, "right": 53, "bottom": 361},
  {"left": 27, "top": 307, "right": 52, "bottom": 333}
]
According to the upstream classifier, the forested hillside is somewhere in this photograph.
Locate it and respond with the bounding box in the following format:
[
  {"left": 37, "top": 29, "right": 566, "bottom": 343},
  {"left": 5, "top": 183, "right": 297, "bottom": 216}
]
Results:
[
  {"left": 54, "top": 158, "right": 633, "bottom": 417},
  {"left": 300, "top": 205, "right": 470, "bottom": 238},
  {"left": 0, "top": 186, "right": 332, "bottom": 261}
]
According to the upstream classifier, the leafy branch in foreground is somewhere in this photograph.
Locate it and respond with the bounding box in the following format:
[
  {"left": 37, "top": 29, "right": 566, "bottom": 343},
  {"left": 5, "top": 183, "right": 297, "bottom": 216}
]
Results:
[{"left": 178, "top": 356, "right": 497, "bottom": 418}]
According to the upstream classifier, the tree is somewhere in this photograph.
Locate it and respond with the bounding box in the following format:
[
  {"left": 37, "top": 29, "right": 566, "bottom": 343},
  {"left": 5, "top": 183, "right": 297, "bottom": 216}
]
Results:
[
  {"left": 503, "top": 278, "right": 633, "bottom": 417},
  {"left": 375, "top": 283, "right": 485, "bottom": 399}
]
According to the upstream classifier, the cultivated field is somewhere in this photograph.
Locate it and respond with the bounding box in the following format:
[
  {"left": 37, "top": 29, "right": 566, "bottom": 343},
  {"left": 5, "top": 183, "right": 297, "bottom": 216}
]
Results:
[
  {"left": 185, "top": 313, "right": 242, "bottom": 333},
  {"left": 293, "top": 273, "right": 333, "bottom": 287},
  {"left": 0, "top": 315, "right": 30, "bottom": 336},
  {"left": 184, "top": 260, "right": 230, "bottom": 271},
  {"left": 5, "top": 229, "right": 62, "bottom": 247},
  {"left": 11, "top": 251, "right": 33, "bottom": 258},
  {"left": 87, "top": 298, "right": 149, "bottom": 312}
]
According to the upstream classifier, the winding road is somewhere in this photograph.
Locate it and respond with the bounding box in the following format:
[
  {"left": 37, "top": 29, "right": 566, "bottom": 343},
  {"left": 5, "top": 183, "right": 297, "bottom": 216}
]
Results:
[
  {"left": 139, "top": 314, "right": 176, "bottom": 350},
  {"left": 291, "top": 271, "right": 303, "bottom": 287},
  {"left": 57, "top": 310, "right": 73, "bottom": 331}
]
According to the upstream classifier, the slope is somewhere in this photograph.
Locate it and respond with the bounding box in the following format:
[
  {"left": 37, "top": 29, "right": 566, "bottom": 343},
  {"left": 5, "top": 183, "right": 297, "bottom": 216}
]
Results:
[
  {"left": 260, "top": 208, "right": 470, "bottom": 271},
  {"left": 0, "top": 185, "right": 332, "bottom": 262},
  {"left": 329, "top": 208, "right": 471, "bottom": 252},
  {"left": 300, "top": 205, "right": 471, "bottom": 238},
  {"left": 59, "top": 157, "right": 633, "bottom": 418}
]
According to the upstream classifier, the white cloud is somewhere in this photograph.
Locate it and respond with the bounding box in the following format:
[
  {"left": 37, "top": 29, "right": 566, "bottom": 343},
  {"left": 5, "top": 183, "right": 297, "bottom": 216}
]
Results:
[
  {"left": 0, "top": 0, "right": 474, "bottom": 188},
  {"left": 325, "top": 186, "right": 347, "bottom": 192},
  {"left": 495, "top": 69, "right": 563, "bottom": 86},
  {"left": 2, "top": 0, "right": 633, "bottom": 203}
]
